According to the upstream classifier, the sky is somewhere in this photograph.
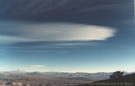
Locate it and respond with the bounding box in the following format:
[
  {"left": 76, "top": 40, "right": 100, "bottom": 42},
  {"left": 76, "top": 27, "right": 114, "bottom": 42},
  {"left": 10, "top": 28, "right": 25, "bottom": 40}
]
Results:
[{"left": 0, "top": 0, "right": 134, "bottom": 73}]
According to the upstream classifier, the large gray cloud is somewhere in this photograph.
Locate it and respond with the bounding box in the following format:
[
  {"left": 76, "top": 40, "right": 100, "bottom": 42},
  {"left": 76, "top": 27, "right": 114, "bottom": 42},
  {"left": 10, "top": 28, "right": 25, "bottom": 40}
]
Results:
[{"left": 0, "top": 0, "right": 133, "bottom": 25}]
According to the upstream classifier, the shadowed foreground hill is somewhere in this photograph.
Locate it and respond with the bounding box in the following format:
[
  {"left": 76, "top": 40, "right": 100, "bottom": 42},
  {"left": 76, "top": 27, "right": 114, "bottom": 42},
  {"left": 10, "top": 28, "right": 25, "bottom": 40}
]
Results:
[{"left": 78, "top": 73, "right": 135, "bottom": 86}]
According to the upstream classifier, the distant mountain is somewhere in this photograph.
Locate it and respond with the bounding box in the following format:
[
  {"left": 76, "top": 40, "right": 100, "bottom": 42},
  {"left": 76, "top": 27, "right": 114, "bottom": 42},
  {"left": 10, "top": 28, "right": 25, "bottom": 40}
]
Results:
[
  {"left": 26, "top": 72, "right": 112, "bottom": 81},
  {"left": 0, "top": 72, "right": 134, "bottom": 86},
  {"left": 1, "top": 71, "right": 112, "bottom": 81},
  {"left": 77, "top": 73, "right": 135, "bottom": 86},
  {"left": 1, "top": 71, "right": 133, "bottom": 82}
]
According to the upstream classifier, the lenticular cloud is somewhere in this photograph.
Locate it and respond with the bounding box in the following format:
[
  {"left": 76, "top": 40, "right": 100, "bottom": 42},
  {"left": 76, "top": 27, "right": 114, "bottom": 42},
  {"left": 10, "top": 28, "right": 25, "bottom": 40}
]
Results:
[{"left": 0, "top": 22, "right": 116, "bottom": 43}]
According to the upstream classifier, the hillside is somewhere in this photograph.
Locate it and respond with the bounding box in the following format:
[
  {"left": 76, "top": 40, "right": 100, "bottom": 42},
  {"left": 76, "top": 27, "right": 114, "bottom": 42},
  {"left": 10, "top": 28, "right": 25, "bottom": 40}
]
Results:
[{"left": 78, "top": 73, "right": 135, "bottom": 86}]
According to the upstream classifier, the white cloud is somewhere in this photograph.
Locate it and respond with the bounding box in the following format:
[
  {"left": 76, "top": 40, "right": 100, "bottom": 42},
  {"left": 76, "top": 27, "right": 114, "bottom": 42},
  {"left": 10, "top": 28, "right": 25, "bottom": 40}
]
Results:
[
  {"left": 22, "top": 65, "right": 47, "bottom": 72},
  {"left": 30, "top": 65, "right": 46, "bottom": 68},
  {"left": 20, "top": 65, "right": 48, "bottom": 72},
  {"left": 0, "top": 22, "right": 116, "bottom": 43}
]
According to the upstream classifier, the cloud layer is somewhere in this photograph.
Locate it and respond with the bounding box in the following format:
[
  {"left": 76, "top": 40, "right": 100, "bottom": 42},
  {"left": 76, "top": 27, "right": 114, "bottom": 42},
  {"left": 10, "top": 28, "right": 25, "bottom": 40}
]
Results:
[{"left": 0, "top": 22, "right": 116, "bottom": 43}]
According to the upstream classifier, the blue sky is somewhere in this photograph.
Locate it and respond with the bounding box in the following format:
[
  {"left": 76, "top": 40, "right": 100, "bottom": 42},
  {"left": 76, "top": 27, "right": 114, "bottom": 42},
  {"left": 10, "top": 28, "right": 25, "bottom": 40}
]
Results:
[{"left": 0, "top": 0, "right": 134, "bottom": 72}]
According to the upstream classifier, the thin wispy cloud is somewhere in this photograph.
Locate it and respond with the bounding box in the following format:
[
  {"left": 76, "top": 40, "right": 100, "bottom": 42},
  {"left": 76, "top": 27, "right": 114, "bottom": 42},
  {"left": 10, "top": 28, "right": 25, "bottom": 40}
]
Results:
[
  {"left": 0, "top": 35, "right": 30, "bottom": 44},
  {"left": 30, "top": 65, "right": 46, "bottom": 68},
  {"left": 20, "top": 65, "right": 47, "bottom": 72},
  {"left": 0, "top": 65, "right": 48, "bottom": 72}
]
